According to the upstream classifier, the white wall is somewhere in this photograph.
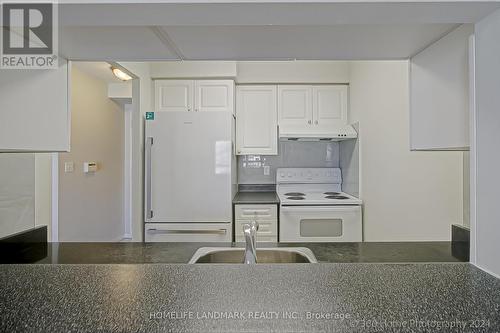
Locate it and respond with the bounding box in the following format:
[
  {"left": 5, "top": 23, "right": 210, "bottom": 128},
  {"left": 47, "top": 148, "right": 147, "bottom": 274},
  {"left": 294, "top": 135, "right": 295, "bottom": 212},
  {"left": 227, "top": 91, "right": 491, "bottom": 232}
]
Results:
[
  {"left": 410, "top": 25, "right": 473, "bottom": 150},
  {"left": 58, "top": 66, "right": 125, "bottom": 242},
  {"left": 150, "top": 61, "right": 237, "bottom": 78},
  {"left": 0, "top": 60, "right": 70, "bottom": 152},
  {"left": 463, "top": 151, "right": 470, "bottom": 228},
  {"left": 34, "top": 154, "right": 53, "bottom": 240},
  {"left": 473, "top": 8, "right": 500, "bottom": 277},
  {"left": 236, "top": 61, "right": 350, "bottom": 83},
  {"left": 350, "top": 61, "right": 463, "bottom": 241},
  {"left": 118, "top": 62, "right": 152, "bottom": 242}
]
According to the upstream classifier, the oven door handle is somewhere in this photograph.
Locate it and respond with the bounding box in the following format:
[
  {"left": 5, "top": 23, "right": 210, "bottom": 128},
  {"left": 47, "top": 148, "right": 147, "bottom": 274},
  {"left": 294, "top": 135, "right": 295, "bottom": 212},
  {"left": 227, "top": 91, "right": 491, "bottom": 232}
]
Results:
[{"left": 280, "top": 206, "right": 360, "bottom": 212}]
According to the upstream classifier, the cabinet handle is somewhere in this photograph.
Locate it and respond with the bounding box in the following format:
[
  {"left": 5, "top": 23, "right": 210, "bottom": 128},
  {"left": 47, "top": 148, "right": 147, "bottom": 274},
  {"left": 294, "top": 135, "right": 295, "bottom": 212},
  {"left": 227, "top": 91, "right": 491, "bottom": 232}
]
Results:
[
  {"left": 146, "top": 137, "right": 154, "bottom": 219},
  {"left": 315, "top": 120, "right": 318, "bottom": 125},
  {"left": 147, "top": 229, "right": 227, "bottom": 235},
  {"left": 308, "top": 120, "right": 312, "bottom": 124}
]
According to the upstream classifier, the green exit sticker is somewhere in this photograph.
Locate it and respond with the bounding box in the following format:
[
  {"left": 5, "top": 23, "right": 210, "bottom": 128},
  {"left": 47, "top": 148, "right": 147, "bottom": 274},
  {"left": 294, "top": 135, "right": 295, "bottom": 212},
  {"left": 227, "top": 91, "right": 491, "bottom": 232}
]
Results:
[{"left": 145, "top": 112, "right": 155, "bottom": 120}]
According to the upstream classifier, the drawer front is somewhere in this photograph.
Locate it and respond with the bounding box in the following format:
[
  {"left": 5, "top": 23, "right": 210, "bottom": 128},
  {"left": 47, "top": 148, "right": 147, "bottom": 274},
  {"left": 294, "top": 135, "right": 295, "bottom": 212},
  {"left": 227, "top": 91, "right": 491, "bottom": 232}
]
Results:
[
  {"left": 235, "top": 234, "right": 277, "bottom": 243},
  {"left": 145, "top": 223, "right": 232, "bottom": 242},
  {"left": 235, "top": 219, "right": 277, "bottom": 242},
  {"left": 235, "top": 204, "right": 278, "bottom": 220}
]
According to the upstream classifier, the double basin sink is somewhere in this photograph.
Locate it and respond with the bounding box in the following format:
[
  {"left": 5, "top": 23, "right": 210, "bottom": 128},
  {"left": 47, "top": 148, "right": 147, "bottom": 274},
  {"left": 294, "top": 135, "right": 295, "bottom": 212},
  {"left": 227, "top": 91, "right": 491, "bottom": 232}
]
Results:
[{"left": 188, "top": 247, "right": 317, "bottom": 264}]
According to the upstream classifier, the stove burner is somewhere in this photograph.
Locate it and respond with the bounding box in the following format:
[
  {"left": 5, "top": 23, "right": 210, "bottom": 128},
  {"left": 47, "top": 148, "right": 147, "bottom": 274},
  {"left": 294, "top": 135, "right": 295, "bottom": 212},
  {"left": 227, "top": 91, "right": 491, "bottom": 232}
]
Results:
[
  {"left": 284, "top": 192, "right": 305, "bottom": 196},
  {"left": 324, "top": 192, "right": 340, "bottom": 195},
  {"left": 287, "top": 196, "right": 305, "bottom": 200},
  {"left": 325, "top": 195, "right": 349, "bottom": 200}
]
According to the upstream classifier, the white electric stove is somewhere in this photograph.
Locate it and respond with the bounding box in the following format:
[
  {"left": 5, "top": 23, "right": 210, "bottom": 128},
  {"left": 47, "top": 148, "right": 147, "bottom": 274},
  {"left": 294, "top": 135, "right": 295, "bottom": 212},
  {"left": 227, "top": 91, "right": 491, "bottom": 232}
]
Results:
[{"left": 277, "top": 168, "right": 363, "bottom": 242}]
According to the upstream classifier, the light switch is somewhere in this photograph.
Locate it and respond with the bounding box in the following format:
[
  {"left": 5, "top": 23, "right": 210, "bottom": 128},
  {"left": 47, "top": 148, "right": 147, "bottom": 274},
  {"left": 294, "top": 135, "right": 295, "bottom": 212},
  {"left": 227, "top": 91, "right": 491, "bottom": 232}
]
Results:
[
  {"left": 64, "top": 162, "right": 74, "bottom": 173},
  {"left": 263, "top": 165, "right": 270, "bottom": 176}
]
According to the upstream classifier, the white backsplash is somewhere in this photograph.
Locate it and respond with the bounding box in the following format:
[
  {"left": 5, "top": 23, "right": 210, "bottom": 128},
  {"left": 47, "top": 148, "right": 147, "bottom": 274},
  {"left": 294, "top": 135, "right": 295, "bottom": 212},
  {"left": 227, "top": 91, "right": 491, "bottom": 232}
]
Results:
[{"left": 237, "top": 141, "right": 340, "bottom": 184}]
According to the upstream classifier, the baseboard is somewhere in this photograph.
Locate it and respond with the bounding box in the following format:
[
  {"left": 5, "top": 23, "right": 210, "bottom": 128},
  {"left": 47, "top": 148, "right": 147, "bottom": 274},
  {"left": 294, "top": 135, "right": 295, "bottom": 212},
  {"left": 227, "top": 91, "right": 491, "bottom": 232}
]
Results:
[{"left": 119, "top": 234, "right": 133, "bottom": 242}]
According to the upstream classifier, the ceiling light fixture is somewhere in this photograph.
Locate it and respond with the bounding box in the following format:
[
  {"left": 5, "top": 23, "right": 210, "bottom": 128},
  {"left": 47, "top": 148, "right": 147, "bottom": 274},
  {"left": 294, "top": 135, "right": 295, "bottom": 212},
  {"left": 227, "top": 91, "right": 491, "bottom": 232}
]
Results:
[{"left": 111, "top": 67, "right": 132, "bottom": 81}]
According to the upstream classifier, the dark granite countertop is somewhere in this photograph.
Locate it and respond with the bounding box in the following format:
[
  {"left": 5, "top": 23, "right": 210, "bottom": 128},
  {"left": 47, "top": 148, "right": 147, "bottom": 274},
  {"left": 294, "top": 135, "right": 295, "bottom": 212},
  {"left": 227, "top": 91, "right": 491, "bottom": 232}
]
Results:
[
  {"left": 35, "top": 242, "right": 465, "bottom": 264},
  {"left": 1, "top": 263, "right": 499, "bottom": 332},
  {"left": 233, "top": 191, "right": 280, "bottom": 204}
]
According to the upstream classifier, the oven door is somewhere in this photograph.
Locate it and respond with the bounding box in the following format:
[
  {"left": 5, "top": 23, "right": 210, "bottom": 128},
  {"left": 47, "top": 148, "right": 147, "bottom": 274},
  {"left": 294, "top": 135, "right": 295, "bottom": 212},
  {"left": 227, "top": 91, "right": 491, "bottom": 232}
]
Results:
[{"left": 280, "top": 205, "right": 362, "bottom": 242}]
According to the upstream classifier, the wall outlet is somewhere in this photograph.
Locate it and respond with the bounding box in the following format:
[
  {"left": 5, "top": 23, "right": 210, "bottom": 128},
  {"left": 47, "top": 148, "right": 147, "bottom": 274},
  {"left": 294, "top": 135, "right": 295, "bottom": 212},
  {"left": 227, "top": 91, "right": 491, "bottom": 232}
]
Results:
[
  {"left": 263, "top": 165, "right": 270, "bottom": 176},
  {"left": 83, "top": 162, "right": 98, "bottom": 173},
  {"left": 64, "top": 162, "right": 74, "bottom": 173}
]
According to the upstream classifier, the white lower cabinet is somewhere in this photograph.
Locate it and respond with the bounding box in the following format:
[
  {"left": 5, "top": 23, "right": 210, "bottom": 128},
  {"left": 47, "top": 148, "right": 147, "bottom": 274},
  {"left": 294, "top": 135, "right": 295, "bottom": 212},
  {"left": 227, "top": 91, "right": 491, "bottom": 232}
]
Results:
[
  {"left": 234, "top": 204, "right": 278, "bottom": 242},
  {"left": 144, "top": 223, "right": 232, "bottom": 242}
]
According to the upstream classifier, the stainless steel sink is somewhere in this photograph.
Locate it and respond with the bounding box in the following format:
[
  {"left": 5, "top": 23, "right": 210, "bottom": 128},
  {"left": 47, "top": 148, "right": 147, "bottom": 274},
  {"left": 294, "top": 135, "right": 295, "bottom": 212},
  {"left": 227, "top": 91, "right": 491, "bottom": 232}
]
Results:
[{"left": 188, "top": 247, "right": 317, "bottom": 264}]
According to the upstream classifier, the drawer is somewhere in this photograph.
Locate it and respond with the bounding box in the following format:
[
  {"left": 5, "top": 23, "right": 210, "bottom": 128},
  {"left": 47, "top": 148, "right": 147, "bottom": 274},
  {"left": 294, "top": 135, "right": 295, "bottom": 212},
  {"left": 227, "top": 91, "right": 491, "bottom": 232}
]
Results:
[
  {"left": 235, "top": 234, "right": 277, "bottom": 243},
  {"left": 145, "top": 223, "right": 232, "bottom": 242},
  {"left": 235, "top": 220, "right": 277, "bottom": 242},
  {"left": 235, "top": 204, "right": 277, "bottom": 220}
]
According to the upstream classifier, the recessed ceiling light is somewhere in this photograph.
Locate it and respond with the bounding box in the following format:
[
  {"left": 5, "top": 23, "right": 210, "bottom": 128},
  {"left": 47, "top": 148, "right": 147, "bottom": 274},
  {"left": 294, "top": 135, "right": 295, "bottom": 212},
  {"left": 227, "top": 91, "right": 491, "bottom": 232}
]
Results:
[{"left": 111, "top": 67, "right": 132, "bottom": 81}]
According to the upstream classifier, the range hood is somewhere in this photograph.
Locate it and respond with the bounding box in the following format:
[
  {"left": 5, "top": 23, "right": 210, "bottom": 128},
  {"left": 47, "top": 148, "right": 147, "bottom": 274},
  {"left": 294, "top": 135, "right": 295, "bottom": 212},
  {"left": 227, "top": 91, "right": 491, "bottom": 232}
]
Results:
[{"left": 279, "top": 124, "right": 358, "bottom": 142}]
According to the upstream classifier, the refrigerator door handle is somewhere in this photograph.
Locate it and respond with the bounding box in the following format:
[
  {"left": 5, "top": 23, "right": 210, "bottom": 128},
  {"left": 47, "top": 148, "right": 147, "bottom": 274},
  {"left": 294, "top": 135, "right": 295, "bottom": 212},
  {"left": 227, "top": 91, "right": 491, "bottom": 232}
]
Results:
[
  {"left": 146, "top": 228, "right": 227, "bottom": 235},
  {"left": 146, "top": 137, "right": 154, "bottom": 219}
]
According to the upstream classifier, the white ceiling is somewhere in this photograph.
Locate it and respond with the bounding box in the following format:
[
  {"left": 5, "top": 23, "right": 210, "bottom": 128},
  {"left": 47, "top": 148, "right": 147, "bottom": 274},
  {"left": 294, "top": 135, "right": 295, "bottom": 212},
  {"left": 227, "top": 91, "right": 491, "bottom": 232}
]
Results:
[
  {"left": 160, "top": 24, "right": 459, "bottom": 60},
  {"left": 59, "top": 2, "right": 500, "bottom": 26},
  {"left": 72, "top": 62, "right": 123, "bottom": 83},
  {"left": 60, "top": 27, "right": 179, "bottom": 60},
  {"left": 58, "top": 1, "right": 500, "bottom": 61}
]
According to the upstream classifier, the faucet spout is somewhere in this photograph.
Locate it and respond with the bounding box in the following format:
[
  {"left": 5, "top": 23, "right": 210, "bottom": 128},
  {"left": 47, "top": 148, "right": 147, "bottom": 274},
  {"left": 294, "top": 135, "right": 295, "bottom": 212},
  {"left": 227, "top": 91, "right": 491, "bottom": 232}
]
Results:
[{"left": 243, "top": 220, "right": 259, "bottom": 264}]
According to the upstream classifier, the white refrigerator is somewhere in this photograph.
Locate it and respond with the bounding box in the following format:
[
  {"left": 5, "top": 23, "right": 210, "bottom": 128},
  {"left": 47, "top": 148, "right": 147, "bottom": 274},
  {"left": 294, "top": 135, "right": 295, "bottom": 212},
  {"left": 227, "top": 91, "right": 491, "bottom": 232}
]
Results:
[{"left": 144, "top": 111, "right": 235, "bottom": 242}]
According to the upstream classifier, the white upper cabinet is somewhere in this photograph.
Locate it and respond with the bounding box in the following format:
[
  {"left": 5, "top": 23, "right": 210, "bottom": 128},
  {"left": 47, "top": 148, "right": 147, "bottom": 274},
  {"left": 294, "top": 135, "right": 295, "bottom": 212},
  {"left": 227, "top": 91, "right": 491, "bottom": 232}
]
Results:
[
  {"left": 410, "top": 24, "right": 473, "bottom": 151},
  {"left": 0, "top": 59, "right": 70, "bottom": 152},
  {"left": 312, "top": 85, "right": 348, "bottom": 131},
  {"left": 278, "top": 84, "right": 348, "bottom": 136},
  {"left": 194, "top": 80, "right": 234, "bottom": 113},
  {"left": 278, "top": 85, "right": 312, "bottom": 134},
  {"left": 155, "top": 79, "right": 234, "bottom": 113},
  {"left": 155, "top": 80, "right": 194, "bottom": 112},
  {"left": 236, "top": 85, "right": 278, "bottom": 155}
]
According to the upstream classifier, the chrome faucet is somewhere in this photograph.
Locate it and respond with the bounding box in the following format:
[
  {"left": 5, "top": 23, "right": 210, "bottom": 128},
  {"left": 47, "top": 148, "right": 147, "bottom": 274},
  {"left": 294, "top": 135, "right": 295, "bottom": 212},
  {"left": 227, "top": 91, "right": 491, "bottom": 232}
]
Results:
[{"left": 243, "top": 220, "right": 259, "bottom": 264}]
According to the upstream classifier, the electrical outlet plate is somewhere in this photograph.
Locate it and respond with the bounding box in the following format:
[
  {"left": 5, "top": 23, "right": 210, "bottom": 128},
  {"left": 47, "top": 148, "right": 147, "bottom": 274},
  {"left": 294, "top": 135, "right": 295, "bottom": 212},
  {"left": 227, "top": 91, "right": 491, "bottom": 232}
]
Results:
[{"left": 64, "top": 162, "right": 74, "bottom": 173}]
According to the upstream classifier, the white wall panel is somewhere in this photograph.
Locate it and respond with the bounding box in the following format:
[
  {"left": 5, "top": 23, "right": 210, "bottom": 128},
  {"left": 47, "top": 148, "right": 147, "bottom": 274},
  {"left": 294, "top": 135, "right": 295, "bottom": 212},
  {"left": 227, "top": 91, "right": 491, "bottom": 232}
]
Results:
[
  {"left": 350, "top": 61, "right": 463, "bottom": 241},
  {"left": 0, "top": 60, "right": 70, "bottom": 152},
  {"left": 473, "top": 8, "right": 500, "bottom": 277},
  {"left": 410, "top": 24, "right": 473, "bottom": 150}
]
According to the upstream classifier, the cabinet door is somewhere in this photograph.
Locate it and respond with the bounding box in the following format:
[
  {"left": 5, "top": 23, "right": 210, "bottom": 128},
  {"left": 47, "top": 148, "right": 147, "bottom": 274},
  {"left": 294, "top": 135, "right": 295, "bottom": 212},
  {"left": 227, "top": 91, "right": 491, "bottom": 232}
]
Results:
[
  {"left": 155, "top": 80, "right": 194, "bottom": 112},
  {"left": 278, "top": 85, "right": 312, "bottom": 135},
  {"left": 194, "top": 80, "right": 234, "bottom": 113},
  {"left": 236, "top": 86, "right": 277, "bottom": 155},
  {"left": 312, "top": 85, "right": 348, "bottom": 130}
]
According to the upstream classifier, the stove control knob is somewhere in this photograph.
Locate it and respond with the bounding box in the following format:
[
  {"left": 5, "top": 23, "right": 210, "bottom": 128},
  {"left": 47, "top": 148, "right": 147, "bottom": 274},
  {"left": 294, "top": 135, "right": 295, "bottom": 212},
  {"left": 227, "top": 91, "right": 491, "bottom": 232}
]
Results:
[
  {"left": 280, "top": 172, "right": 285, "bottom": 177},
  {"left": 287, "top": 172, "right": 292, "bottom": 177}
]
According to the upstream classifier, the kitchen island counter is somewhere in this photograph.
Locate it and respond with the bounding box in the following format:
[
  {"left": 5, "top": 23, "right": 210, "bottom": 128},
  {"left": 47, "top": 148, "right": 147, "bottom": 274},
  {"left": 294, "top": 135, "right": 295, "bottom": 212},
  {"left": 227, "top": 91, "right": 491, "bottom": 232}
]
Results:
[{"left": 1, "top": 263, "right": 499, "bottom": 332}]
